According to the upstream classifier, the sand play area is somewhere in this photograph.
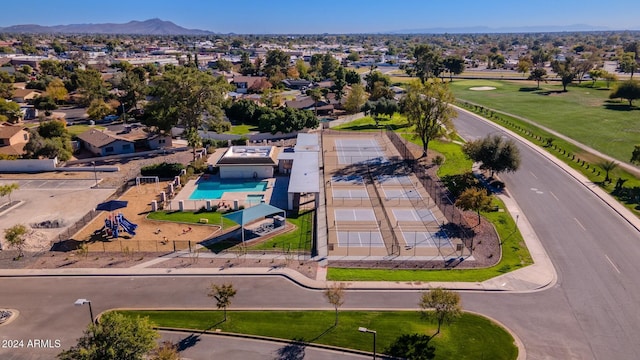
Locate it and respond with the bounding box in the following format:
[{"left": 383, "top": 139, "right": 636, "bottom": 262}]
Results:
[
  {"left": 469, "top": 86, "right": 497, "bottom": 91},
  {"left": 71, "top": 183, "right": 224, "bottom": 252}
]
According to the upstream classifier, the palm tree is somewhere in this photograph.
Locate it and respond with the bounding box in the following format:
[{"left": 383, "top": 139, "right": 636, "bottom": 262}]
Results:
[
  {"left": 309, "top": 88, "right": 323, "bottom": 117},
  {"left": 599, "top": 160, "right": 618, "bottom": 183}
]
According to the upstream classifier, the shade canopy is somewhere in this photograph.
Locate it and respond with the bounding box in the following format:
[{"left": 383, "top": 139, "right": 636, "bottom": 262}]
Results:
[
  {"left": 96, "top": 200, "right": 128, "bottom": 212},
  {"left": 223, "top": 203, "right": 284, "bottom": 226}
]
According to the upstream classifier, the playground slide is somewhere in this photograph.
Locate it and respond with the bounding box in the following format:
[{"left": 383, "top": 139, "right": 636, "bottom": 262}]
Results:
[{"left": 116, "top": 214, "right": 138, "bottom": 236}]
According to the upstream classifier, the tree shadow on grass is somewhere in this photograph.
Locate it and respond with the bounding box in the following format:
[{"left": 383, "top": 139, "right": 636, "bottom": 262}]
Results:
[
  {"left": 386, "top": 333, "right": 436, "bottom": 360},
  {"left": 603, "top": 102, "right": 638, "bottom": 111},
  {"left": 518, "top": 87, "right": 539, "bottom": 92}
]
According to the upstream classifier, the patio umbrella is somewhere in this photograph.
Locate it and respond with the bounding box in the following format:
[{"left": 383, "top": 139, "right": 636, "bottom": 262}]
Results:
[{"left": 96, "top": 200, "right": 128, "bottom": 212}]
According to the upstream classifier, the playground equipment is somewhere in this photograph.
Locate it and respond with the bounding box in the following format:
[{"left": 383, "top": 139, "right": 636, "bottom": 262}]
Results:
[{"left": 103, "top": 213, "right": 138, "bottom": 238}]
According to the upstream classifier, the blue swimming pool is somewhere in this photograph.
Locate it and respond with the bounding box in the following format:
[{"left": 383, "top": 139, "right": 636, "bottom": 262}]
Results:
[{"left": 189, "top": 179, "right": 268, "bottom": 200}]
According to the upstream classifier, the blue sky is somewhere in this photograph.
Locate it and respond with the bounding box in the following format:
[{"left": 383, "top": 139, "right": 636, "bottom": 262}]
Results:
[{"left": 1, "top": 0, "right": 639, "bottom": 33}]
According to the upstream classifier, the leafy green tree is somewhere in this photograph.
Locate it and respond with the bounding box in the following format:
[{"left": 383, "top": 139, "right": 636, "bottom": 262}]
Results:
[
  {"left": 0, "top": 182, "right": 19, "bottom": 204},
  {"left": 344, "top": 83, "right": 367, "bottom": 114},
  {"left": 294, "top": 58, "right": 309, "bottom": 79},
  {"left": 324, "top": 283, "right": 345, "bottom": 326},
  {"left": 401, "top": 80, "right": 456, "bottom": 157},
  {"left": 226, "top": 99, "right": 260, "bottom": 124},
  {"left": 619, "top": 52, "right": 638, "bottom": 79},
  {"left": 4, "top": 224, "right": 27, "bottom": 259},
  {"left": 87, "top": 99, "right": 114, "bottom": 120},
  {"left": 443, "top": 56, "right": 465, "bottom": 82},
  {"left": 145, "top": 66, "right": 231, "bottom": 157},
  {"left": 0, "top": 99, "right": 23, "bottom": 123},
  {"left": 346, "top": 52, "right": 360, "bottom": 62},
  {"left": 588, "top": 69, "right": 606, "bottom": 86},
  {"left": 528, "top": 68, "right": 547, "bottom": 89},
  {"left": 117, "top": 69, "right": 146, "bottom": 115},
  {"left": 463, "top": 135, "right": 521, "bottom": 177},
  {"left": 609, "top": 80, "right": 640, "bottom": 106},
  {"left": 410, "top": 44, "right": 444, "bottom": 84},
  {"left": 264, "top": 49, "right": 290, "bottom": 79},
  {"left": 57, "top": 312, "right": 159, "bottom": 360},
  {"left": 344, "top": 69, "right": 361, "bottom": 85},
  {"left": 631, "top": 145, "right": 640, "bottom": 164},
  {"left": 517, "top": 56, "right": 533, "bottom": 77},
  {"left": 603, "top": 72, "right": 618, "bottom": 89},
  {"left": 216, "top": 58, "right": 233, "bottom": 72},
  {"left": 332, "top": 66, "right": 347, "bottom": 100},
  {"left": 76, "top": 69, "right": 108, "bottom": 106},
  {"left": 45, "top": 78, "right": 68, "bottom": 104},
  {"left": 551, "top": 57, "right": 577, "bottom": 91},
  {"left": 320, "top": 53, "right": 339, "bottom": 79},
  {"left": 455, "top": 188, "right": 493, "bottom": 225},
  {"left": 364, "top": 70, "right": 390, "bottom": 94},
  {"left": 419, "top": 288, "right": 462, "bottom": 338},
  {"left": 0, "top": 82, "right": 14, "bottom": 99},
  {"left": 208, "top": 283, "right": 237, "bottom": 322},
  {"left": 38, "top": 120, "right": 67, "bottom": 138}
]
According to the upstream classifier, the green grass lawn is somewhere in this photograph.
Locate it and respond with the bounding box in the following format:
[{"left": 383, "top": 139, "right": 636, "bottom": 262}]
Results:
[
  {"left": 224, "top": 124, "right": 259, "bottom": 135},
  {"left": 147, "top": 210, "right": 237, "bottom": 229},
  {"left": 448, "top": 79, "right": 640, "bottom": 163},
  {"left": 332, "top": 114, "right": 411, "bottom": 132},
  {"left": 66, "top": 124, "right": 106, "bottom": 136},
  {"left": 244, "top": 210, "right": 314, "bottom": 252},
  {"left": 117, "top": 310, "right": 517, "bottom": 360}
]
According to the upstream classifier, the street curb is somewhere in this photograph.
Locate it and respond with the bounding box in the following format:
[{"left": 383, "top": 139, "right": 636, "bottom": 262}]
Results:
[{"left": 157, "top": 327, "right": 380, "bottom": 359}]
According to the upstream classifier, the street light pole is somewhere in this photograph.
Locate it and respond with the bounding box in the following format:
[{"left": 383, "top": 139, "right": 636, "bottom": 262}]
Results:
[
  {"left": 358, "top": 327, "right": 376, "bottom": 360},
  {"left": 91, "top": 161, "right": 98, "bottom": 188},
  {"left": 74, "top": 298, "right": 94, "bottom": 324}
]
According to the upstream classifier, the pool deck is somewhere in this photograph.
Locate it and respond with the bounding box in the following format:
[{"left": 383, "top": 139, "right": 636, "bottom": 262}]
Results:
[{"left": 170, "top": 175, "right": 276, "bottom": 211}]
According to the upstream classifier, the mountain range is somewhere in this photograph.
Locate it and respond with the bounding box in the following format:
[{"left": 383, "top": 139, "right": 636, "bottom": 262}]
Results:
[
  {"left": 0, "top": 19, "right": 635, "bottom": 35},
  {"left": 0, "top": 18, "right": 213, "bottom": 35}
]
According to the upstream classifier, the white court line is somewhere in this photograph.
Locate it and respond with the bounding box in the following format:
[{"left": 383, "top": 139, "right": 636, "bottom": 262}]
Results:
[
  {"left": 604, "top": 254, "right": 621, "bottom": 274},
  {"left": 549, "top": 191, "right": 560, "bottom": 201},
  {"left": 573, "top": 218, "right": 587, "bottom": 231},
  {"left": 529, "top": 171, "right": 538, "bottom": 179}
]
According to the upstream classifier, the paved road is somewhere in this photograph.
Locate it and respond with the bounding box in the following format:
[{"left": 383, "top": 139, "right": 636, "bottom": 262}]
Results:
[{"left": 454, "top": 109, "right": 640, "bottom": 359}]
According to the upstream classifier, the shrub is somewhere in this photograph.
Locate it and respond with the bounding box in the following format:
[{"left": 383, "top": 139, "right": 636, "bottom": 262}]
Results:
[{"left": 141, "top": 162, "right": 185, "bottom": 178}]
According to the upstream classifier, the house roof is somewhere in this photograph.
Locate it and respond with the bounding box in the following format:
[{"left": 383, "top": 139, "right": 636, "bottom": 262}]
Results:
[
  {"left": 76, "top": 129, "right": 132, "bottom": 148},
  {"left": 285, "top": 97, "right": 315, "bottom": 110},
  {"left": 223, "top": 203, "right": 285, "bottom": 226},
  {"left": 282, "top": 79, "right": 313, "bottom": 87},
  {"left": 12, "top": 88, "right": 41, "bottom": 99},
  {"left": 215, "top": 146, "right": 278, "bottom": 166},
  {"left": 0, "top": 124, "right": 26, "bottom": 139},
  {"left": 232, "top": 76, "right": 266, "bottom": 88},
  {"left": 0, "top": 143, "right": 25, "bottom": 156}
]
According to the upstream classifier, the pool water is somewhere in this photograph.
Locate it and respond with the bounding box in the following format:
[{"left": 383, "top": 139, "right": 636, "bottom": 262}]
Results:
[{"left": 189, "top": 179, "right": 268, "bottom": 200}]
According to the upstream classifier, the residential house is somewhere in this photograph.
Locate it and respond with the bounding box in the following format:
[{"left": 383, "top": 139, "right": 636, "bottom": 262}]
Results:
[
  {"left": 285, "top": 96, "right": 334, "bottom": 116},
  {"left": 0, "top": 124, "right": 29, "bottom": 156},
  {"left": 282, "top": 79, "right": 313, "bottom": 90},
  {"left": 76, "top": 129, "right": 135, "bottom": 157},
  {"left": 231, "top": 75, "right": 267, "bottom": 94},
  {"left": 12, "top": 88, "right": 41, "bottom": 103}
]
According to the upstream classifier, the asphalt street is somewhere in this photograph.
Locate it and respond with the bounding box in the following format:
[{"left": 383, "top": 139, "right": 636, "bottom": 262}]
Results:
[{"left": 454, "top": 109, "right": 640, "bottom": 359}]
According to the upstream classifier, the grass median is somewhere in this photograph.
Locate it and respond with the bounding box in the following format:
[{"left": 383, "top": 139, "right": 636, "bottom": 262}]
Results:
[{"left": 117, "top": 310, "right": 517, "bottom": 360}]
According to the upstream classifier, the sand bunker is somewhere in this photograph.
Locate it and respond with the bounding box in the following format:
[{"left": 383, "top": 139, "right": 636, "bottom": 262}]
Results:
[{"left": 469, "top": 86, "right": 497, "bottom": 91}]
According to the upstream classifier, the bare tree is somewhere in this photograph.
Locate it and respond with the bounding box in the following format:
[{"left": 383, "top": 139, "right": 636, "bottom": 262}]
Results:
[{"left": 324, "top": 283, "right": 346, "bottom": 326}]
